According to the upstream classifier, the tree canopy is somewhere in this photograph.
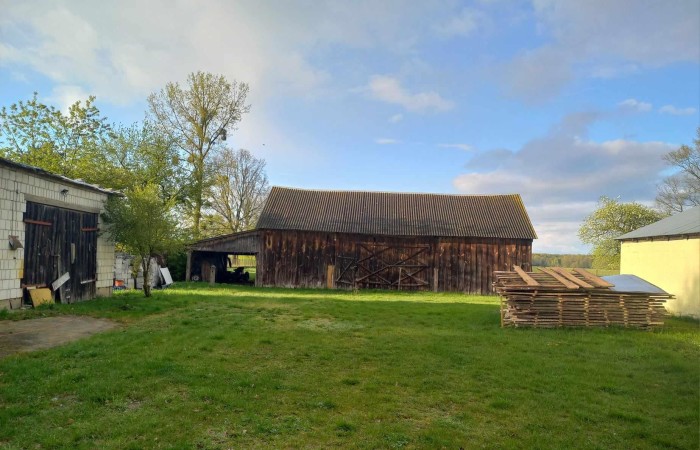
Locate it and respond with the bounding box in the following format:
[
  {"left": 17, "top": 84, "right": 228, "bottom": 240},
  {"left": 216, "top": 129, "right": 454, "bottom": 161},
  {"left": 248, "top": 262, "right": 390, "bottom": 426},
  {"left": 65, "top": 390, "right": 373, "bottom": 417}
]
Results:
[
  {"left": 578, "top": 196, "right": 665, "bottom": 270},
  {"left": 531, "top": 253, "right": 593, "bottom": 269},
  {"left": 147, "top": 72, "right": 251, "bottom": 237},
  {"left": 102, "top": 122, "right": 187, "bottom": 201},
  {"left": 0, "top": 92, "right": 114, "bottom": 183}
]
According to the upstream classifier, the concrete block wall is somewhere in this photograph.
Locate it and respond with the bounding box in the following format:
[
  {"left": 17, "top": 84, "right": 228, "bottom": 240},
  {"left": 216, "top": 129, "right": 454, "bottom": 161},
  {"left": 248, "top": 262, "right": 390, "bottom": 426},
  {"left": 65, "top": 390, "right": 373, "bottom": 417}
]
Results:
[
  {"left": 115, "top": 252, "right": 136, "bottom": 289},
  {"left": 0, "top": 165, "right": 116, "bottom": 309}
]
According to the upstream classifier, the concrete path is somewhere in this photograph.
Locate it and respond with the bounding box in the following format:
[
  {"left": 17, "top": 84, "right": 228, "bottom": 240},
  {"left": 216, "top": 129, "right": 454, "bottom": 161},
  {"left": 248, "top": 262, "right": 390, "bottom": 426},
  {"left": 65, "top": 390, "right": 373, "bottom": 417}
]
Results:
[{"left": 0, "top": 316, "right": 118, "bottom": 358}]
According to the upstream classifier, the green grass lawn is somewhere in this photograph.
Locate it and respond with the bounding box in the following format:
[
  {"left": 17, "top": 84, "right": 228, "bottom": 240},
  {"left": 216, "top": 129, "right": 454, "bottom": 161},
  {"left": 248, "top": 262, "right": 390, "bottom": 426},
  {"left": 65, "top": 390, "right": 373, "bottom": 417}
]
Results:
[{"left": 1, "top": 284, "right": 698, "bottom": 449}]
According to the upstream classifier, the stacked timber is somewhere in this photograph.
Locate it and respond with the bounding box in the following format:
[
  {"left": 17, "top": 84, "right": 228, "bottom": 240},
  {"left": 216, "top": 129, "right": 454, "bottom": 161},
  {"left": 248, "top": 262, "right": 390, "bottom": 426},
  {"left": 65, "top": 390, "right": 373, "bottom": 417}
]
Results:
[{"left": 495, "top": 267, "right": 671, "bottom": 329}]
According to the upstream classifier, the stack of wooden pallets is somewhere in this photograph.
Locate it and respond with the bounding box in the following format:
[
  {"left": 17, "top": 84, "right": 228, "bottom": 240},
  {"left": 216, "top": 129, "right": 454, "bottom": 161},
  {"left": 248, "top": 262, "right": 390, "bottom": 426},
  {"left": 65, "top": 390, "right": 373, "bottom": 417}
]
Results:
[{"left": 494, "top": 266, "right": 671, "bottom": 329}]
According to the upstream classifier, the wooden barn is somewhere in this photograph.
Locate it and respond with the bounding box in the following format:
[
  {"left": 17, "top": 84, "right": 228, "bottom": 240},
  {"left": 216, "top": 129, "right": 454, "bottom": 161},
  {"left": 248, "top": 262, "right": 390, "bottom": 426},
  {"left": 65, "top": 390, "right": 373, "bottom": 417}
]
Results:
[{"left": 188, "top": 187, "right": 537, "bottom": 294}]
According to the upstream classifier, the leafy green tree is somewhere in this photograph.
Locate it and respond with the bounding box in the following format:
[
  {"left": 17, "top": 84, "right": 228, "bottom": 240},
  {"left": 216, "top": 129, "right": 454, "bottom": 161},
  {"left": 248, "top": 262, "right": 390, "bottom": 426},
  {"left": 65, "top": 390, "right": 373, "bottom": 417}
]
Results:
[
  {"left": 578, "top": 196, "right": 665, "bottom": 270},
  {"left": 147, "top": 72, "right": 251, "bottom": 237},
  {"left": 102, "top": 122, "right": 187, "bottom": 201},
  {"left": 102, "top": 183, "right": 180, "bottom": 297},
  {"left": 0, "top": 92, "right": 114, "bottom": 182},
  {"left": 532, "top": 254, "right": 593, "bottom": 268},
  {"left": 656, "top": 128, "right": 700, "bottom": 214}
]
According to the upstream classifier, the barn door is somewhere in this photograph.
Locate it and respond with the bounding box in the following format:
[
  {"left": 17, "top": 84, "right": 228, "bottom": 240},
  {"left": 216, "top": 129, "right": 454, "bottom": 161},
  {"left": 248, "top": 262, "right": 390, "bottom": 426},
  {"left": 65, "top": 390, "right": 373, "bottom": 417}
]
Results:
[
  {"left": 23, "top": 202, "right": 98, "bottom": 302},
  {"left": 336, "top": 243, "right": 430, "bottom": 290},
  {"left": 335, "top": 255, "right": 358, "bottom": 288}
]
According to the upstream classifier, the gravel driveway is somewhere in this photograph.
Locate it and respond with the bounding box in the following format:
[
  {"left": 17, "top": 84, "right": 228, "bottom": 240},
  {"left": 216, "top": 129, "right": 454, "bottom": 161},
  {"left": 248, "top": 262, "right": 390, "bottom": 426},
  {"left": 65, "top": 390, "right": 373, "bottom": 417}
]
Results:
[{"left": 0, "top": 316, "right": 118, "bottom": 358}]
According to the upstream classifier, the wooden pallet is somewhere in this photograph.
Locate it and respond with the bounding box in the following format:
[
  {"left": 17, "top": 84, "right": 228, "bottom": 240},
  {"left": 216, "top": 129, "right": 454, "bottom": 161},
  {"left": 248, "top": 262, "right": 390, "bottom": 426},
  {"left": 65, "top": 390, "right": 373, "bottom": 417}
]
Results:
[{"left": 495, "top": 266, "right": 671, "bottom": 329}]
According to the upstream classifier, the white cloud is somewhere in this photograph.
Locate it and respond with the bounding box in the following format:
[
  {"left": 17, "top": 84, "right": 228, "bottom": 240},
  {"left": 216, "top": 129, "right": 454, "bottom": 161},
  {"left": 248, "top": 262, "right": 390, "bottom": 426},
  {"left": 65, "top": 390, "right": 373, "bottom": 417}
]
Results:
[
  {"left": 435, "top": 7, "right": 484, "bottom": 37},
  {"left": 368, "top": 75, "right": 453, "bottom": 113},
  {"left": 0, "top": 0, "right": 469, "bottom": 167},
  {"left": 0, "top": 3, "right": 356, "bottom": 104},
  {"left": 505, "top": 0, "right": 700, "bottom": 101},
  {"left": 503, "top": 46, "right": 573, "bottom": 102},
  {"left": 438, "top": 143, "right": 472, "bottom": 151},
  {"left": 659, "top": 105, "right": 697, "bottom": 116},
  {"left": 46, "top": 85, "right": 91, "bottom": 112},
  {"left": 618, "top": 98, "right": 652, "bottom": 113},
  {"left": 0, "top": 1, "right": 471, "bottom": 106},
  {"left": 590, "top": 63, "right": 640, "bottom": 79},
  {"left": 388, "top": 113, "right": 403, "bottom": 123},
  {"left": 375, "top": 138, "right": 400, "bottom": 145},
  {"left": 452, "top": 112, "right": 675, "bottom": 252}
]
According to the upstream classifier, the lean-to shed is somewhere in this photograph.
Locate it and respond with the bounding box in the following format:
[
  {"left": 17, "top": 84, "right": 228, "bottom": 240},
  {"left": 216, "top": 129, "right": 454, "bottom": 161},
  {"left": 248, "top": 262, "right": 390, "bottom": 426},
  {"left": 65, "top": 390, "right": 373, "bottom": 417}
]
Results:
[
  {"left": 0, "top": 158, "right": 119, "bottom": 309},
  {"left": 618, "top": 207, "right": 700, "bottom": 317},
  {"left": 188, "top": 187, "right": 537, "bottom": 294}
]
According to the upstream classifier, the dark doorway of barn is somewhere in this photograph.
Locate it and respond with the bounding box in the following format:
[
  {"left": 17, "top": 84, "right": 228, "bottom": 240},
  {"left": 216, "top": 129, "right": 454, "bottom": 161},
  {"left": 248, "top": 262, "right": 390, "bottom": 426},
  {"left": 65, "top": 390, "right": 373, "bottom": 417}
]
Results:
[
  {"left": 23, "top": 201, "right": 98, "bottom": 303},
  {"left": 224, "top": 254, "right": 256, "bottom": 284},
  {"left": 191, "top": 253, "right": 256, "bottom": 285}
]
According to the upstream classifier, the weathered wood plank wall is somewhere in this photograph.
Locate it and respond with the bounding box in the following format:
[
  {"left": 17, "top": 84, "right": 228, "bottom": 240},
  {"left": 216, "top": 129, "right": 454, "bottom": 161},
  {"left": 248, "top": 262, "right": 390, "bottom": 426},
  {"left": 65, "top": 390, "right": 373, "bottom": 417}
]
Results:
[
  {"left": 257, "top": 230, "right": 532, "bottom": 294},
  {"left": 23, "top": 202, "right": 98, "bottom": 302}
]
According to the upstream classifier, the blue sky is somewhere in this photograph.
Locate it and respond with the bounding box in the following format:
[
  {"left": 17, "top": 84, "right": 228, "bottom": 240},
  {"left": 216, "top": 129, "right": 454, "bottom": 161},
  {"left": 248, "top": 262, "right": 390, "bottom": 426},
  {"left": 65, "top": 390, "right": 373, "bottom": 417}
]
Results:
[{"left": 1, "top": 0, "right": 698, "bottom": 253}]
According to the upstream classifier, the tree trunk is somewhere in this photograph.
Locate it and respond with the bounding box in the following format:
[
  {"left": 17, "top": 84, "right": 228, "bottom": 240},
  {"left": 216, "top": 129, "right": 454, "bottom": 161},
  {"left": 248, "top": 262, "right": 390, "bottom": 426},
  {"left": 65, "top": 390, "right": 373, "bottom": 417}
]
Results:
[
  {"left": 192, "top": 161, "right": 204, "bottom": 238},
  {"left": 193, "top": 195, "right": 202, "bottom": 239},
  {"left": 142, "top": 257, "right": 152, "bottom": 297}
]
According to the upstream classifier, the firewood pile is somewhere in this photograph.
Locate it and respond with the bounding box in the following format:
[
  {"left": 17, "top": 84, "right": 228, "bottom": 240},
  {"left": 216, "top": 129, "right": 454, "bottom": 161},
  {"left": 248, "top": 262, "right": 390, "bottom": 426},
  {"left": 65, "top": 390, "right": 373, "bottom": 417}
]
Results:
[{"left": 494, "top": 266, "right": 671, "bottom": 329}]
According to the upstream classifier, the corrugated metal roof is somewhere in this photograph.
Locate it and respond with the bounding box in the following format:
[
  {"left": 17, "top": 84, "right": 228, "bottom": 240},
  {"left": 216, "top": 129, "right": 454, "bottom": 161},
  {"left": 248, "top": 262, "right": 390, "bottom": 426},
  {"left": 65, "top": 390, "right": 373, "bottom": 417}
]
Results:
[
  {"left": 617, "top": 207, "right": 700, "bottom": 240},
  {"left": 602, "top": 275, "right": 669, "bottom": 294},
  {"left": 0, "top": 157, "right": 121, "bottom": 196},
  {"left": 256, "top": 187, "right": 538, "bottom": 239},
  {"left": 190, "top": 230, "right": 259, "bottom": 253}
]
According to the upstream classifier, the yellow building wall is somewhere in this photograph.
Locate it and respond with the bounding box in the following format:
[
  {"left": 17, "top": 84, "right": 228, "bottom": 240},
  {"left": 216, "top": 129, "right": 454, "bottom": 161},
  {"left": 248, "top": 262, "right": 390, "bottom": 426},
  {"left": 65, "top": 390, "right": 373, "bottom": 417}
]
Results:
[{"left": 620, "top": 238, "right": 700, "bottom": 317}]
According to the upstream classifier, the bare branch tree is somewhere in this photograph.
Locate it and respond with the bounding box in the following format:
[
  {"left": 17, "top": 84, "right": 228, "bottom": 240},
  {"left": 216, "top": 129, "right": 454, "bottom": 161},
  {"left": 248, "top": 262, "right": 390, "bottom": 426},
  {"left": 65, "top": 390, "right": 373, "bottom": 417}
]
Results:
[
  {"left": 205, "top": 148, "right": 269, "bottom": 235},
  {"left": 656, "top": 128, "right": 700, "bottom": 214}
]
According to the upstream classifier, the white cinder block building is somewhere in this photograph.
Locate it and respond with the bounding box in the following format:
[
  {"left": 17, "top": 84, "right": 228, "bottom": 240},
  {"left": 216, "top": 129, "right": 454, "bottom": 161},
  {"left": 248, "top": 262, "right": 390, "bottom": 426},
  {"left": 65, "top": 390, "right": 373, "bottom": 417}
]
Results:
[{"left": 0, "top": 157, "right": 118, "bottom": 309}]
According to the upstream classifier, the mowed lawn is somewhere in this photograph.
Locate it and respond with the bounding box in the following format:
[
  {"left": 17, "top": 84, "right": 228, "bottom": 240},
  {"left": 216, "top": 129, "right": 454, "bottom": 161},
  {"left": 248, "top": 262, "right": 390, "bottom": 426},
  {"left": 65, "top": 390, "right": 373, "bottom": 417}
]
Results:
[{"left": 1, "top": 285, "right": 698, "bottom": 449}]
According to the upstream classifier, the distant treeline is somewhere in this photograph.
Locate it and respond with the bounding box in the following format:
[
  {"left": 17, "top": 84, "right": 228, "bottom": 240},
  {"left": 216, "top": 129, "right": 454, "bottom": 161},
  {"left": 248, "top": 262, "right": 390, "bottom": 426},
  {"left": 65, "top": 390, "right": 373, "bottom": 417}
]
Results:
[{"left": 532, "top": 254, "right": 593, "bottom": 268}]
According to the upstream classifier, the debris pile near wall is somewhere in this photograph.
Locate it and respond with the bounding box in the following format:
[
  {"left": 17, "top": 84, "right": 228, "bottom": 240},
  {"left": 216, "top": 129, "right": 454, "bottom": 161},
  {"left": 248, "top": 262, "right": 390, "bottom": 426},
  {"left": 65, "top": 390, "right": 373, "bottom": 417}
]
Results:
[{"left": 494, "top": 267, "right": 671, "bottom": 329}]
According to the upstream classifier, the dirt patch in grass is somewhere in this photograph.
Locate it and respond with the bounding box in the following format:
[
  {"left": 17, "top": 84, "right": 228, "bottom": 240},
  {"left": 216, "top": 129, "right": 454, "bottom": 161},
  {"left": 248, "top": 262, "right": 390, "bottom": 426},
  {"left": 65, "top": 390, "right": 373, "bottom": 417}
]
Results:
[{"left": 0, "top": 315, "right": 118, "bottom": 358}]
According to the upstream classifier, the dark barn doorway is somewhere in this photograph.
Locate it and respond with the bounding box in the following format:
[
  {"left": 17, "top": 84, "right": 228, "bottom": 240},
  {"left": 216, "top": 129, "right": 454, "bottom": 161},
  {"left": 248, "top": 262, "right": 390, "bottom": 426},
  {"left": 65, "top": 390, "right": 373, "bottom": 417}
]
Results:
[
  {"left": 23, "top": 201, "right": 98, "bottom": 303},
  {"left": 187, "top": 230, "right": 260, "bottom": 285}
]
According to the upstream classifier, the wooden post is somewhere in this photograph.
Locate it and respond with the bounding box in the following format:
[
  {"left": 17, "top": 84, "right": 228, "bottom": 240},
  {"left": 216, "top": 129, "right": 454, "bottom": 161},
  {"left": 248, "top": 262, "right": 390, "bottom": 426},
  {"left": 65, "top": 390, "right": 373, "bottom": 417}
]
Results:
[
  {"left": 326, "top": 265, "right": 335, "bottom": 289},
  {"left": 185, "top": 250, "right": 192, "bottom": 282},
  {"left": 397, "top": 267, "right": 402, "bottom": 290},
  {"left": 209, "top": 265, "right": 216, "bottom": 286},
  {"left": 432, "top": 267, "right": 438, "bottom": 292}
]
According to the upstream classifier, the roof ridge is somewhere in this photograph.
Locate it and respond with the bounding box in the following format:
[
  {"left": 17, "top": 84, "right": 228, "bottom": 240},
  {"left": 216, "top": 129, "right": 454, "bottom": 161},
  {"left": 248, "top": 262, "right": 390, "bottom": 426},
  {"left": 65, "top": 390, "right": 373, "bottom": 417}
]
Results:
[{"left": 270, "top": 185, "right": 521, "bottom": 197}]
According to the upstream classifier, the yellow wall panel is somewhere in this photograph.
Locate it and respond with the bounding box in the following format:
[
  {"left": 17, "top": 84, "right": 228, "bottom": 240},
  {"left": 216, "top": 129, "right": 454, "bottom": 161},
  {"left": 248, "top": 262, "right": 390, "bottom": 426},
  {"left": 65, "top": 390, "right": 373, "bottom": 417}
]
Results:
[{"left": 621, "top": 238, "right": 700, "bottom": 317}]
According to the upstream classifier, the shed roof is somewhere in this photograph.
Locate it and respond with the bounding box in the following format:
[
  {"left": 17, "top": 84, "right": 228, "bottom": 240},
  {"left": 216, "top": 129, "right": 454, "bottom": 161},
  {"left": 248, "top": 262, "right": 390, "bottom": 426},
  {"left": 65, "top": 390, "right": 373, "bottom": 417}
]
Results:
[
  {"left": 617, "top": 207, "right": 700, "bottom": 240},
  {"left": 189, "top": 230, "right": 259, "bottom": 254},
  {"left": 256, "top": 187, "right": 537, "bottom": 239},
  {"left": 0, "top": 157, "right": 121, "bottom": 196}
]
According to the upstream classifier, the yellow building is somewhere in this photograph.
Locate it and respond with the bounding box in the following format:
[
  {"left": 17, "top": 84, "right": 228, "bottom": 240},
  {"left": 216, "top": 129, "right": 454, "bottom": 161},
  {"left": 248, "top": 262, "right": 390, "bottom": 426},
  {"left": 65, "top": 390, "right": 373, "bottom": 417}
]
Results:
[{"left": 618, "top": 207, "right": 700, "bottom": 318}]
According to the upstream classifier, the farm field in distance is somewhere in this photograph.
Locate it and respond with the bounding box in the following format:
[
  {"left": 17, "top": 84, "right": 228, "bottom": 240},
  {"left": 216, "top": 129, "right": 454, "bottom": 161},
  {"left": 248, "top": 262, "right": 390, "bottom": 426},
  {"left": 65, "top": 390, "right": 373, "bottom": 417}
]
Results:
[{"left": 1, "top": 284, "right": 698, "bottom": 449}]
